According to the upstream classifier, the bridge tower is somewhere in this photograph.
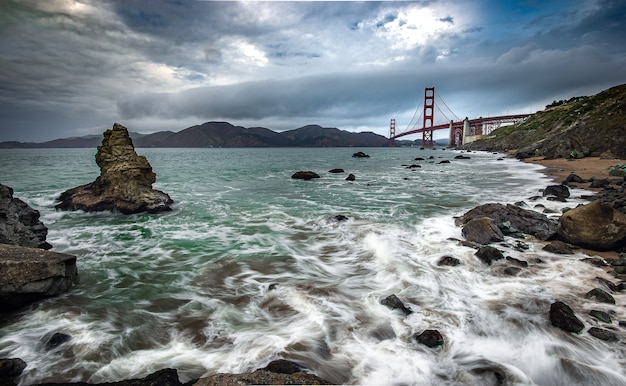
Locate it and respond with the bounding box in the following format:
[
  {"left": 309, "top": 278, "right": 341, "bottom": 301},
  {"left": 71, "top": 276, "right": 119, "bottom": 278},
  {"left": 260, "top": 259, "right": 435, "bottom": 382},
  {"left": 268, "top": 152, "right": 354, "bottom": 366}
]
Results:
[
  {"left": 422, "top": 87, "right": 435, "bottom": 147},
  {"left": 389, "top": 118, "right": 396, "bottom": 147}
]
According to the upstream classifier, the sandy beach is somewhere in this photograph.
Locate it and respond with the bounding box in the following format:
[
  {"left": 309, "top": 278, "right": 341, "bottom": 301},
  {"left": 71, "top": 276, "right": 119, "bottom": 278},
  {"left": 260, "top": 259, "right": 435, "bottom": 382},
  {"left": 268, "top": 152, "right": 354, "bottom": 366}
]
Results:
[{"left": 524, "top": 156, "right": 624, "bottom": 187}]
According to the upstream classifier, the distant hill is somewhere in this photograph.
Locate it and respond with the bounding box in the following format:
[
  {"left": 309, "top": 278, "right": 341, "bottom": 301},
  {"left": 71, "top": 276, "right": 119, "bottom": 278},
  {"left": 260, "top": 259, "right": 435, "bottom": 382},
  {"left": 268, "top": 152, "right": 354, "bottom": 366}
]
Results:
[
  {"left": 0, "top": 122, "right": 391, "bottom": 148},
  {"left": 463, "top": 84, "right": 626, "bottom": 159}
]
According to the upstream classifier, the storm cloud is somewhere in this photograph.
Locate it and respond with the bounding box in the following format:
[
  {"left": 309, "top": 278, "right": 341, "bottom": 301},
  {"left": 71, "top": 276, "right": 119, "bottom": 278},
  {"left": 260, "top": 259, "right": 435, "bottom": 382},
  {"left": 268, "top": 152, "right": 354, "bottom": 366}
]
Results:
[{"left": 1, "top": 0, "right": 625, "bottom": 141}]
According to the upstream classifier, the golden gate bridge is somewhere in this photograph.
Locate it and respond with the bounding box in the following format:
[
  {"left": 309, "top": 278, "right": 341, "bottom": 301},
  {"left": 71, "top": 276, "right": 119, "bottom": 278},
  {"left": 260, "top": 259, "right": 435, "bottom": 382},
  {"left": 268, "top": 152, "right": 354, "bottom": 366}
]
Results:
[{"left": 389, "top": 87, "right": 531, "bottom": 147}]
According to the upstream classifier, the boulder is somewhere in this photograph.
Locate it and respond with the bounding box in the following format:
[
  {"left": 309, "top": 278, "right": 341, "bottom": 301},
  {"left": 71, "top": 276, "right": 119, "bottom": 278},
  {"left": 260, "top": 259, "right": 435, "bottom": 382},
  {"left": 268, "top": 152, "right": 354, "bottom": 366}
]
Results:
[
  {"left": 456, "top": 203, "right": 558, "bottom": 240},
  {"left": 291, "top": 171, "right": 320, "bottom": 180},
  {"left": 543, "top": 185, "right": 570, "bottom": 199},
  {"left": 461, "top": 217, "right": 504, "bottom": 245},
  {"left": 380, "top": 294, "right": 413, "bottom": 315},
  {"left": 437, "top": 256, "right": 461, "bottom": 266},
  {"left": 542, "top": 240, "right": 574, "bottom": 254},
  {"left": 475, "top": 246, "right": 504, "bottom": 265},
  {"left": 30, "top": 368, "right": 187, "bottom": 386},
  {"left": 557, "top": 201, "right": 626, "bottom": 251},
  {"left": 328, "top": 169, "right": 344, "bottom": 173},
  {"left": 585, "top": 288, "right": 615, "bottom": 304},
  {"left": 0, "top": 184, "right": 51, "bottom": 249},
  {"left": 0, "top": 243, "right": 79, "bottom": 311},
  {"left": 0, "top": 358, "right": 26, "bottom": 386},
  {"left": 55, "top": 124, "right": 173, "bottom": 214},
  {"left": 414, "top": 329, "right": 444, "bottom": 348},
  {"left": 345, "top": 173, "right": 356, "bottom": 181},
  {"left": 352, "top": 151, "right": 369, "bottom": 158},
  {"left": 589, "top": 310, "right": 612, "bottom": 324},
  {"left": 588, "top": 327, "right": 619, "bottom": 342},
  {"left": 549, "top": 301, "right": 584, "bottom": 333}
]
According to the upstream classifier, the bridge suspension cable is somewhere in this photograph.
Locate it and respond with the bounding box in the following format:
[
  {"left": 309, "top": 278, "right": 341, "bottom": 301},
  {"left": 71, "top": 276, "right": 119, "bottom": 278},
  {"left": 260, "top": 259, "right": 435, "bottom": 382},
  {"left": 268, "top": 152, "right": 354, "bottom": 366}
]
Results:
[
  {"left": 401, "top": 93, "right": 424, "bottom": 134},
  {"left": 435, "top": 89, "right": 460, "bottom": 122}
]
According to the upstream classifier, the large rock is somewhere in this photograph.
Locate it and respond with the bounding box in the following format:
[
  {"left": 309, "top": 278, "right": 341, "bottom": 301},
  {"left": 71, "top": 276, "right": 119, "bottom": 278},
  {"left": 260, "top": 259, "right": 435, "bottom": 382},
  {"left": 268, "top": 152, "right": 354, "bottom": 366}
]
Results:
[
  {"left": 194, "top": 360, "right": 332, "bottom": 385},
  {"left": 549, "top": 301, "right": 584, "bottom": 334},
  {"left": 55, "top": 124, "right": 173, "bottom": 214},
  {"left": 0, "top": 243, "right": 79, "bottom": 311},
  {"left": 0, "top": 184, "right": 51, "bottom": 249},
  {"left": 557, "top": 200, "right": 626, "bottom": 251},
  {"left": 456, "top": 203, "right": 558, "bottom": 240},
  {"left": 461, "top": 217, "right": 504, "bottom": 244}
]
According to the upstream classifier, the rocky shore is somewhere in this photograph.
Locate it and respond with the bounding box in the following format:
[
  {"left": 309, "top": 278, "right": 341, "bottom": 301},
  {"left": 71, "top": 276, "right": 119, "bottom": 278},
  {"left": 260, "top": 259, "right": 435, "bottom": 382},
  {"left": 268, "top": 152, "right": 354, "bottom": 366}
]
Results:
[{"left": 2, "top": 150, "right": 625, "bottom": 385}]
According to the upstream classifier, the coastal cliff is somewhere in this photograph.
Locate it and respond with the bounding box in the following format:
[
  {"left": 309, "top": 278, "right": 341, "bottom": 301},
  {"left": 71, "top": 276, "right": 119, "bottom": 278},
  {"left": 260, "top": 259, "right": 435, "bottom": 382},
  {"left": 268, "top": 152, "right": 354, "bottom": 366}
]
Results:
[{"left": 463, "top": 83, "right": 626, "bottom": 159}]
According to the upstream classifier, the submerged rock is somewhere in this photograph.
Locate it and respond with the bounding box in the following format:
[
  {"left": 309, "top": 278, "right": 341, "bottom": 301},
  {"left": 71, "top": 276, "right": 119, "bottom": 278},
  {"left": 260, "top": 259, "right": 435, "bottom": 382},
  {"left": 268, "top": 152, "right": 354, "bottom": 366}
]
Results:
[
  {"left": 585, "top": 288, "right": 615, "bottom": 304},
  {"left": 345, "top": 173, "right": 356, "bottom": 181},
  {"left": 588, "top": 327, "right": 619, "bottom": 342},
  {"left": 352, "top": 151, "right": 370, "bottom": 158},
  {"left": 549, "top": 301, "right": 584, "bottom": 333},
  {"left": 475, "top": 246, "right": 504, "bottom": 265},
  {"left": 55, "top": 124, "right": 173, "bottom": 214},
  {"left": 542, "top": 240, "right": 574, "bottom": 254},
  {"left": 437, "top": 255, "right": 461, "bottom": 266},
  {"left": 0, "top": 244, "right": 78, "bottom": 311},
  {"left": 0, "top": 183, "right": 51, "bottom": 249},
  {"left": 557, "top": 200, "right": 626, "bottom": 251}
]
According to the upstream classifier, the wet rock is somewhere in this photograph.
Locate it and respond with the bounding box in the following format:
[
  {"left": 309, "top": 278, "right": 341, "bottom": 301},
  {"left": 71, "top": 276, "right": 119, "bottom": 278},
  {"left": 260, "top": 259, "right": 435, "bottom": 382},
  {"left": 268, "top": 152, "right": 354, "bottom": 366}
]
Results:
[
  {"left": 29, "top": 368, "right": 187, "bottom": 386},
  {"left": 0, "top": 244, "right": 79, "bottom": 312},
  {"left": 503, "top": 266, "right": 522, "bottom": 276},
  {"left": 585, "top": 288, "right": 615, "bottom": 304},
  {"left": 406, "top": 164, "right": 421, "bottom": 169},
  {"left": 454, "top": 155, "right": 471, "bottom": 159},
  {"left": 589, "top": 310, "right": 612, "bottom": 324},
  {"left": 414, "top": 157, "right": 425, "bottom": 161},
  {"left": 549, "top": 301, "right": 584, "bottom": 333},
  {"left": 292, "top": 171, "right": 320, "bottom": 180},
  {"left": 461, "top": 217, "right": 505, "bottom": 245},
  {"left": 475, "top": 246, "right": 504, "bottom": 265},
  {"left": 193, "top": 368, "right": 331, "bottom": 386},
  {"left": 543, "top": 184, "right": 570, "bottom": 198},
  {"left": 582, "top": 257, "right": 609, "bottom": 267},
  {"left": 0, "top": 184, "right": 51, "bottom": 250},
  {"left": 263, "top": 359, "right": 305, "bottom": 374},
  {"left": 332, "top": 215, "right": 348, "bottom": 222},
  {"left": 439, "top": 160, "right": 450, "bottom": 164},
  {"left": 512, "top": 240, "right": 530, "bottom": 251},
  {"left": 55, "top": 124, "right": 174, "bottom": 214},
  {"left": 380, "top": 294, "right": 413, "bottom": 315},
  {"left": 506, "top": 256, "right": 529, "bottom": 267},
  {"left": 352, "top": 151, "right": 369, "bottom": 158},
  {"left": 437, "top": 255, "right": 461, "bottom": 266},
  {"left": 0, "top": 358, "right": 26, "bottom": 386},
  {"left": 370, "top": 323, "right": 397, "bottom": 341},
  {"left": 557, "top": 200, "right": 626, "bottom": 251},
  {"left": 588, "top": 327, "right": 619, "bottom": 342},
  {"left": 595, "top": 277, "right": 618, "bottom": 292},
  {"left": 45, "top": 332, "right": 72, "bottom": 350},
  {"left": 542, "top": 240, "right": 574, "bottom": 254},
  {"left": 414, "top": 329, "right": 444, "bottom": 348},
  {"left": 345, "top": 173, "right": 356, "bottom": 181},
  {"left": 328, "top": 168, "right": 344, "bottom": 173},
  {"left": 456, "top": 203, "right": 558, "bottom": 240}
]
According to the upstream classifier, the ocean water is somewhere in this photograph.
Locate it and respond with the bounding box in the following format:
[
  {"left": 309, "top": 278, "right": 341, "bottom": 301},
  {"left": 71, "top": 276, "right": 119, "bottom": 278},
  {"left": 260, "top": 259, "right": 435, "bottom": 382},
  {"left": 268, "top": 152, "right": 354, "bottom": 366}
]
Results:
[{"left": 0, "top": 147, "right": 624, "bottom": 385}]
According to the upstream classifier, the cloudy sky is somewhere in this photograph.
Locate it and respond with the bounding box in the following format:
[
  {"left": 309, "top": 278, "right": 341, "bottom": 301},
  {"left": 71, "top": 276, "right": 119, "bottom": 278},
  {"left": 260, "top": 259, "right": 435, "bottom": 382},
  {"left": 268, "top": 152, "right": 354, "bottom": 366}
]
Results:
[{"left": 1, "top": 0, "right": 625, "bottom": 142}]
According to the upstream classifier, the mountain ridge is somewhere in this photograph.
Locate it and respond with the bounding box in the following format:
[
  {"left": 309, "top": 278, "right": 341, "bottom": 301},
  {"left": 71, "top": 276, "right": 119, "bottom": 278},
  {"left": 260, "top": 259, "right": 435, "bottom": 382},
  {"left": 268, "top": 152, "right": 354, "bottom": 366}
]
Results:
[{"left": 0, "top": 122, "right": 392, "bottom": 148}]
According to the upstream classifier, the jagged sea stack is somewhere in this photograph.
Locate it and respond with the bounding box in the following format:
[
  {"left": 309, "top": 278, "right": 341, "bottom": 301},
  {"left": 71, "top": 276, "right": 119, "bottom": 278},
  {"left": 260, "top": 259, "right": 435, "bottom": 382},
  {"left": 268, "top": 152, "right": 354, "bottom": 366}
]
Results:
[{"left": 55, "top": 123, "right": 173, "bottom": 214}]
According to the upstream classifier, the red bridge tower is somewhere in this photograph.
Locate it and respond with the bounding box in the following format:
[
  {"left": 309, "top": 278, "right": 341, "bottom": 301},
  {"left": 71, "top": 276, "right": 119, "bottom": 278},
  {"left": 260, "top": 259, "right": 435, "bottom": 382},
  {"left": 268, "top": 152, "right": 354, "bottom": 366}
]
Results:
[{"left": 422, "top": 87, "right": 435, "bottom": 147}]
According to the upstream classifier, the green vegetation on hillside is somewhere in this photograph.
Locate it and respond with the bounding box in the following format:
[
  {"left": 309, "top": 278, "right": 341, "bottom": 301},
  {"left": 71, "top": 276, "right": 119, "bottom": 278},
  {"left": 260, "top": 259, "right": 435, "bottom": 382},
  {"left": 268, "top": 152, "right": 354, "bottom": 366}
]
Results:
[{"left": 463, "top": 84, "right": 626, "bottom": 159}]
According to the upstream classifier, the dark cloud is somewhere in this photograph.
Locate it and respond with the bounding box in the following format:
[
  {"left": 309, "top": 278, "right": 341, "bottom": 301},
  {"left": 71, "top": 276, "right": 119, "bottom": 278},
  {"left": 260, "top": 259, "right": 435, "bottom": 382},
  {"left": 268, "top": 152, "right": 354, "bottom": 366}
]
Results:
[{"left": 1, "top": 0, "right": 625, "bottom": 142}]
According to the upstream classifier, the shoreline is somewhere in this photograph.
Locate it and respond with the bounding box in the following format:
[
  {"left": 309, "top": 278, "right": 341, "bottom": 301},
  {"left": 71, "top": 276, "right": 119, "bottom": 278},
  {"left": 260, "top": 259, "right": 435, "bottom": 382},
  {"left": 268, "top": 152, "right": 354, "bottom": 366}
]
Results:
[
  {"left": 522, "top": 156, "right": 624, "bottom": 187},
  {"left": 520, "top": 155, "right": 625, "bottom": 262}
]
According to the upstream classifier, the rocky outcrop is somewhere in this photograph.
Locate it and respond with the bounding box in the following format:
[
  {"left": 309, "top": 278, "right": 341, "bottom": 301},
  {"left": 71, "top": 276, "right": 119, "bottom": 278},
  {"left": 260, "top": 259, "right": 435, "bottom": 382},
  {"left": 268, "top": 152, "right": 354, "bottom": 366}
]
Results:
[
  {"left": 30, "top": 368, "right": 186, "bottom": 386},
  {"left": 0, "top": 243, "right": 78, "bottom": 311},
  {"left": 556, "top": 200, "right": 626, "bottom": 251},
  {"left": 55, "top": 124, "right": 173, "bottom": 215},
  {"left": 0, "top": 184, "right": 51, "bottom": 249},
  {"left": 0, "top": 358, "right": 26, "bottom": 386},
  {"left": 456, "top": 203, "right": 558, "bottom": 240}
]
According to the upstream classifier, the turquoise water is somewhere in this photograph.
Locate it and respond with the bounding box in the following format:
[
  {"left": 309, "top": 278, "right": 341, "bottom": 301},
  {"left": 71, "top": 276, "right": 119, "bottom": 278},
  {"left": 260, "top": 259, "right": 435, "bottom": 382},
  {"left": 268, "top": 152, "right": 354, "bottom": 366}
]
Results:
[{"left": 0, "top": 147, "right": 624, "bottom": 385}]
